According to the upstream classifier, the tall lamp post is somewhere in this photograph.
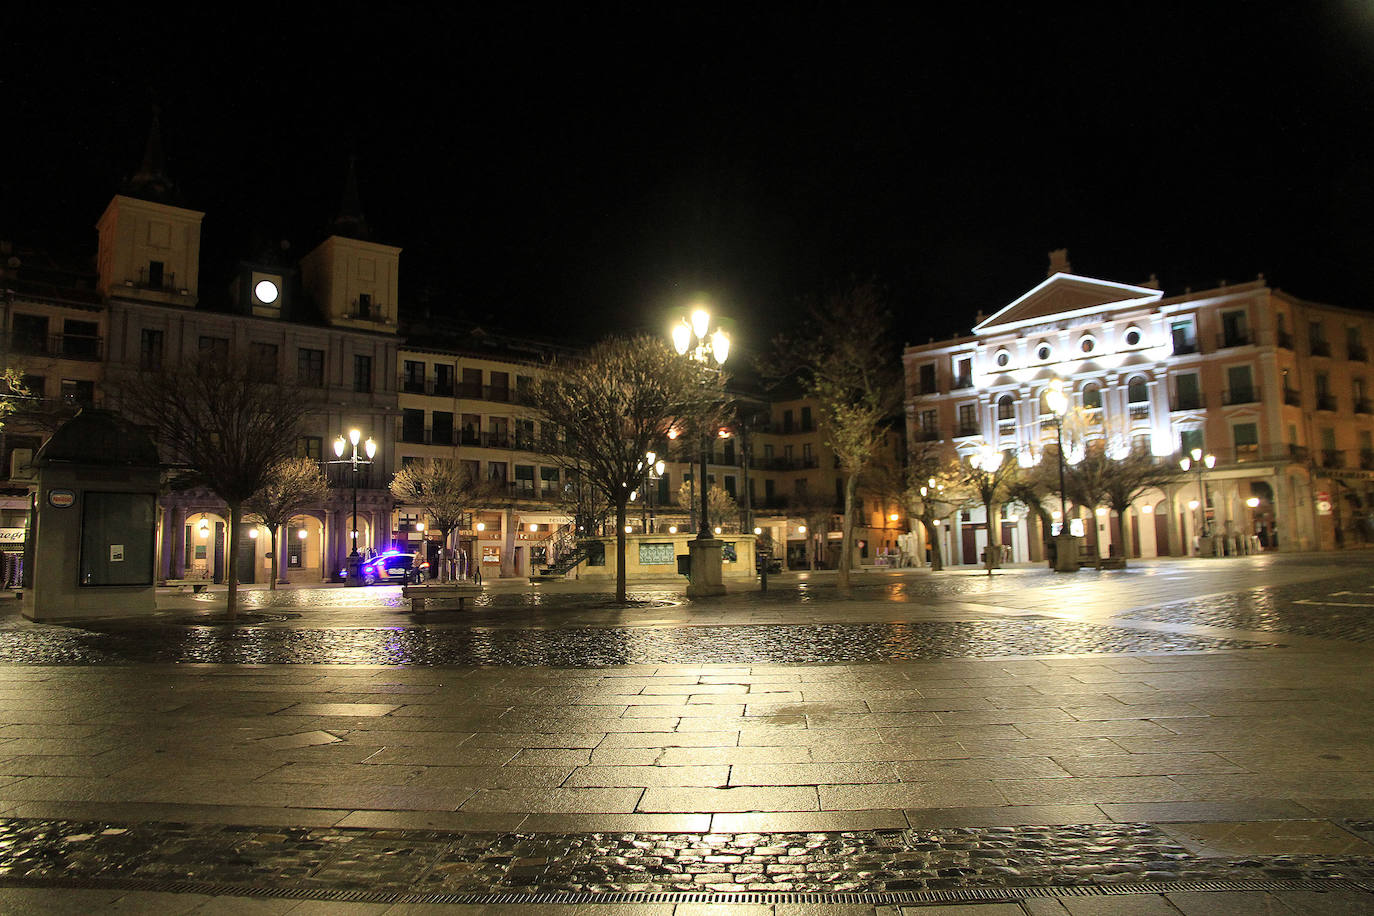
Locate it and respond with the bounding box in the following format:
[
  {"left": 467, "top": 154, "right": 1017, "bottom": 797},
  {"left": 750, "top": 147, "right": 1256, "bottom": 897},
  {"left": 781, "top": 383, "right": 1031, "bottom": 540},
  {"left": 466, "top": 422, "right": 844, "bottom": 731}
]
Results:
[
  {"left": 672, "top": 307, "right": 730, "bottom": 598},
  {"left": 1043, "top": 379, "right": 1078, "bottom": 572},
  {"left": 968, "top": 443, "right": 1004, "bottom": 574},
  {"left": 633, "top": 451, "right": 665, "bottom": 533},
  {"left": 1179, "top": 447, "right": 1216, "bottom": 553},
  {"left": 331, "top": 428, "right": 376, "bottom": 585}
]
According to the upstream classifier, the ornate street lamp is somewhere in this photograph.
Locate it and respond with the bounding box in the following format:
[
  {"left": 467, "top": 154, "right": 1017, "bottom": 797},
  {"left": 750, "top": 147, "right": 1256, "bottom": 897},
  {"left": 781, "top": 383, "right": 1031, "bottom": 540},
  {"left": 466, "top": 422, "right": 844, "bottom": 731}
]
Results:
[
  {"left": 672, "top": 308, "right": 730, "bottom": 541},
  {"left": 635, "top": 451, "right": 666, "bottom": 533},
  {"left": 1179, "top": 447, "right": 1216, "bottom": 542},
  {"left": 1044, "top": 380, "right": 1070, "bottom": 531},
  {"left": 331, "top": 427, "right": 376, "bottom": 585},
  {"left": 672, "top": 307, "right": 731, "bottom": 599},
  {"left": 1043, "top": 379, "right": 1078, "bottom": 572}
]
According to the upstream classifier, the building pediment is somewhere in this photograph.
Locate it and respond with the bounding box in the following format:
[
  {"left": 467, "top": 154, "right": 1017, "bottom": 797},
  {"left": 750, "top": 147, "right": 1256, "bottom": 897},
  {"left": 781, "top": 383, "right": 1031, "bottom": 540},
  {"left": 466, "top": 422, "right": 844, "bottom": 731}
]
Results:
[{"left": 974, "top": 273, "right": 1163, "bottom": 334}]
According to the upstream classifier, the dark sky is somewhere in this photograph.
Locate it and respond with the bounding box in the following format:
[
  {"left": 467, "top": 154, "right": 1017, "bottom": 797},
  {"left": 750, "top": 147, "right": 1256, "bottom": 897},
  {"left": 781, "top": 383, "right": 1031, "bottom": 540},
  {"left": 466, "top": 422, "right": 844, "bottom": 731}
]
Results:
[{"left": 5, "top": 3, "right": 1374, "bottom": 357}]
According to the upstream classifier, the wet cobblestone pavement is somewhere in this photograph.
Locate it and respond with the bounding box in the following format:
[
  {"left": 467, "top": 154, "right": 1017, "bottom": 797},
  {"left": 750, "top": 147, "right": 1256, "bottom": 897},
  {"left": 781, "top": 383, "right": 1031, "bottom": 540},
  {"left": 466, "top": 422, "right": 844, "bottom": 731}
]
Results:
[
  {"left": 1118, "top": 578, "right": 1374, "bottom": 644},
  {"left": 1, "top": 816, "right": 1371, "bottom": 897},
  {"left": 0, "top": 619, "right": 1277, "bottom": 666}
]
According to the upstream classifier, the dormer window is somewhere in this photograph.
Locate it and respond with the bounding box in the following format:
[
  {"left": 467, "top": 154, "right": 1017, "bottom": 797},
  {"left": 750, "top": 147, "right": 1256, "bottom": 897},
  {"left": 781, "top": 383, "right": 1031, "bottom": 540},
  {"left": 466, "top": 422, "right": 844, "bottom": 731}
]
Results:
[
  {"left": 1080, "top": 336, "right": 1096, "bottom": 354},
  {"left": 995, "top": 350, "right": 1011, "bottom": 368},
  {"left": 147, "top": 260, "right": 164, "bottom": 290},
  {"left": 1036, "top": 342, "right": 1053, "bottom": 361},
  {"left": 1123, "top": 327, "right": 1142, "bottom": 347},
  {"left": 357, "top": 293, "right": 372, "bottom": 318}
]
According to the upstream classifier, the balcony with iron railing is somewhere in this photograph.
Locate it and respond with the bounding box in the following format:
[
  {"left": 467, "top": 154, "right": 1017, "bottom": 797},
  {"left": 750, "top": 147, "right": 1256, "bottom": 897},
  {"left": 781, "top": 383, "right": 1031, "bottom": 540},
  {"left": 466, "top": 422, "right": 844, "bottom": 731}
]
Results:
[
  {"left": 1362, "top": 449, "right": 1374, "bottom": 470},
  {"left": 951, "top": 376, "right": 974, "bottom": 390},
  {"left": 1171, "top": 340, "right": 1200, "bottom": 356},
  {"left": 753, "top": 495, "right": 792, "bottom": 511},
  {"left": 7, "top": 333, "right": 104, "bottom": 361},
  {"left": 133, "top": 265, "right": 178, "bottom": 291},
  {"left": 913, "top": 429, "right": 942, "bottom": 442},
  {"left": 1128, "top": 404, "right": 1150, "bottom": 420},
  {"left": 1216, "top": 331, "right": 1252, "bottom": 350},
  {"left": 1315, "top": 393, "right": 1337, "bottom": 412},
  {"left": 1276, "top": 330, "right": 1294, "bottom": 349},
  {"left": 1222, "top": 385, "right": 1260, "bottom": 406},
  {"left": 953, "top": 423, "right": 981, "bottom": 438},
  {"left": 399, "top": 376, "right": 456, "bottom": 396},
  {"left": 754, "top": 456, "right": 820, "bottom": 471},
  {"left": 1283, "top": 388, "right": 1302, "bottom": 407},
  {"left": 1356, "top": 398, "right": 1373, "bottom": 415},
  {"left": 1310, "top": 339, "right": 1332, "bottom": 358},
  {"left": 759, "top": 420, "right": 817, "bottom": 434},
  {"left": 1170, "top": 393, "right": 1206, "bottom": 412},
  {"left": 1168, "top": 443, "right": 1344, "bottom": 466},
  {"left": 1350, "top": 344, "right": 1369, "bottom": 362},
  {"left": 452, "top": 383, "right": 531, "bottom": 404}
]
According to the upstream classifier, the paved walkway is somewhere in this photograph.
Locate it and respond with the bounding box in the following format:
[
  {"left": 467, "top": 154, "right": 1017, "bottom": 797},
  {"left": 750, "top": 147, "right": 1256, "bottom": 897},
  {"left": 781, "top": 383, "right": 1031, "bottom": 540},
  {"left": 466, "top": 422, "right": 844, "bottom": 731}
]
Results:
[{"left": 0, "top": 553, "right": 1371, "bottom": 912}]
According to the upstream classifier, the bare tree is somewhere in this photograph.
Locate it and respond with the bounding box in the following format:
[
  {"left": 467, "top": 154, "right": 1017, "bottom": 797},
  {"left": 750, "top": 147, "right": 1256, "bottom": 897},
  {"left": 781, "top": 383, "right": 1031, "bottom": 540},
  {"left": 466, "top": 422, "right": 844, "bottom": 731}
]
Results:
[
  {"left": 112, "top": 357, "right": 310, "bottom": 619},
  {"left": 765, "top": 283, "right": 902, "bottom": 587},
  {"left": 531, "top": 335, "right": 721, "bottom": 603},
  {"left": 0, "top": 368, "right": 29, "bottom": 432},
  {"left": 957, "top": 442, "right": 1020, "bottom": 570},
  {"left": 245, "top": 458, "right": 327, "bottom": 591},
  {"left": 1004, "top": 472, "right": 1056, "bottom": 563},
  {"left": 675, "top": 480, "right": 739, "bottom": 532},
  {"left": 390, "top": 460, "right": 495, "bottom": 581},
  {"left": 901, "top": 449, "right": 968, "bottom": 571},
  {"left": 1060, "top": 441, "right": 1114, "bottom": 565},
  {"left": 1100, "top": 447, "right": 1184, "bottom": 562}
]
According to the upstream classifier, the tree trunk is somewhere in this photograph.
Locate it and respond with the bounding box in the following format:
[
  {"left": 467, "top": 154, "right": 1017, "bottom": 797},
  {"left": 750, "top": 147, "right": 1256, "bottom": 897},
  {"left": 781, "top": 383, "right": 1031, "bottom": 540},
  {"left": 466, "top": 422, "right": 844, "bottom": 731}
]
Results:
[
  {"left": 268, "top": 525, "right": 279, "bottom": 591},
  {"left": 1086, "top": 507, "right": 1102, "bottom": 566},
  {"left": 986, "top": 499, "right": 1001, "bottom": 548},
  {"left": 923, "top": 516, "right": 944, "bottom": 571},
  {"left": 226, "top": 503, "right": 241, "bottom": 620},
  {"left": 614, "top": 498, "right": 628, "bottom": 603},
  {"left": 1121, "top": 505, "right": 1135, "bottom": 559},
  {"left": 1024, "top": 509, "right": 1043, "bottom": 563},
  {"left": 838, "top": 472, "right": 858, "bottom": 588}
]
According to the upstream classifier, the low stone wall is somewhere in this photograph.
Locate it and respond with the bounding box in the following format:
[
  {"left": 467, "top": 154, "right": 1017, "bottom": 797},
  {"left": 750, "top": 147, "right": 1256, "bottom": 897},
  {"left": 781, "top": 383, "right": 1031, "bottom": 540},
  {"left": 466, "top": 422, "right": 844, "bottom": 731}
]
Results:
[{"left": 574, "top": 533, "right": 757, "bottom": 581}]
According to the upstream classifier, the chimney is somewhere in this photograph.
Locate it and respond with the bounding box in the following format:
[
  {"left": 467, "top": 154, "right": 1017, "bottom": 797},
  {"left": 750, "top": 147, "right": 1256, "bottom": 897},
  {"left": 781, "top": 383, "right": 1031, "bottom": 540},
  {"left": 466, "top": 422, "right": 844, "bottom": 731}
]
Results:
[{"left": 1047, "top": 249, "right": 1071, "bottom": 276}]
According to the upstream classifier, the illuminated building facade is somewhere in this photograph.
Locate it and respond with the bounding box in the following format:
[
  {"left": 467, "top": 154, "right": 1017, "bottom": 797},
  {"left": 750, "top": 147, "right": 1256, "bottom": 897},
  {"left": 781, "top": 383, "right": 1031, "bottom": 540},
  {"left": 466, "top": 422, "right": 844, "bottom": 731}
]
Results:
[{"left": 903, "top": 251, "right": 1374, "bottom": 564}]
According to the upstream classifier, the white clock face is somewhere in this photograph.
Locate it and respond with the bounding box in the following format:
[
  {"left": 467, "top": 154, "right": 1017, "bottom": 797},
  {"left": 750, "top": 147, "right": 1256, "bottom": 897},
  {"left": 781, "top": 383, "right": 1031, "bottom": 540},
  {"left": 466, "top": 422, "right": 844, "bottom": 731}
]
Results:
[{"left": 254, "top": 279, "right": 280, "bottom": 304}]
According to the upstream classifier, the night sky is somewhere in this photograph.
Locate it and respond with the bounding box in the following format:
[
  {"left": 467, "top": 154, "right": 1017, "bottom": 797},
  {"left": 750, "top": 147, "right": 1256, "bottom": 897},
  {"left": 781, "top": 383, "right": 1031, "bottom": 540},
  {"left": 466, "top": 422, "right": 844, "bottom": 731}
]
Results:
[{"left": 5, "top": 4, "right": 1374, "bottom": 357}]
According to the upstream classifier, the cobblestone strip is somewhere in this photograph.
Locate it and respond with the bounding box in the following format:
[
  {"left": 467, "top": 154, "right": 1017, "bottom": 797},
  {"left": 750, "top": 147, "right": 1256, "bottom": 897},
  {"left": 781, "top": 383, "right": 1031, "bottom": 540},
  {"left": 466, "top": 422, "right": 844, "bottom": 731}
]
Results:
[
  {"left": 0, "top": 619, "right": 1277, "bottom": 666},
  {"left": 1, "top": 818, "right": 1371, "bottom": 895}
]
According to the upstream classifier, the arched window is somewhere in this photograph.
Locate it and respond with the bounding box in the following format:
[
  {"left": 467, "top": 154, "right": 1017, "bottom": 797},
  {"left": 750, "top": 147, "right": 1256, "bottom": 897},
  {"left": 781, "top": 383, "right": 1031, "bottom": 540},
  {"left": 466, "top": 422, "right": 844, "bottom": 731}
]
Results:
[
  {"left": 997, "top": 394, "right": 1016, "bottom": 420},
  {"left": 1127, "top": 376, "right": 1149, "bottom": 403},
  {"left": 1082, "top": 383, "right": 1102, "bottom": 410}
]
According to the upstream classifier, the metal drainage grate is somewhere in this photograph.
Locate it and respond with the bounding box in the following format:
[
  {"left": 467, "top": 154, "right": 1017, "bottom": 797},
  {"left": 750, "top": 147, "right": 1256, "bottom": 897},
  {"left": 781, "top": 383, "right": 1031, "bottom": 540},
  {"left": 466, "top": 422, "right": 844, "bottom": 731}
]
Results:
[{"left": 1, "top": 874, "right": 1370, "bottom": 906}]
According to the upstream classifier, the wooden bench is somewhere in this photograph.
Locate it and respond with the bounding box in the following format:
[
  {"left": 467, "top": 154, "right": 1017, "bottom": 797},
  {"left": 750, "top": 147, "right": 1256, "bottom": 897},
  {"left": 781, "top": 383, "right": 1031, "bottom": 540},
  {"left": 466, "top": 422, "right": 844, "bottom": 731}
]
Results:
[
  {"left": 402, "top": 582, "right": 483, "bottom": 613},
  {"left": 165, "top": 578, "right": 211, "bottom": 594}
]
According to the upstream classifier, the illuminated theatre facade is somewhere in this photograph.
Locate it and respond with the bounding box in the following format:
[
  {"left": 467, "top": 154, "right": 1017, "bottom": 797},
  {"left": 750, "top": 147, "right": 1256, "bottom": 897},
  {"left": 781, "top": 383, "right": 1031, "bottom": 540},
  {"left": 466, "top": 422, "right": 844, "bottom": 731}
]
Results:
[{"left": 902, "top": 252, "right": 1374, "bottom": 565}]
